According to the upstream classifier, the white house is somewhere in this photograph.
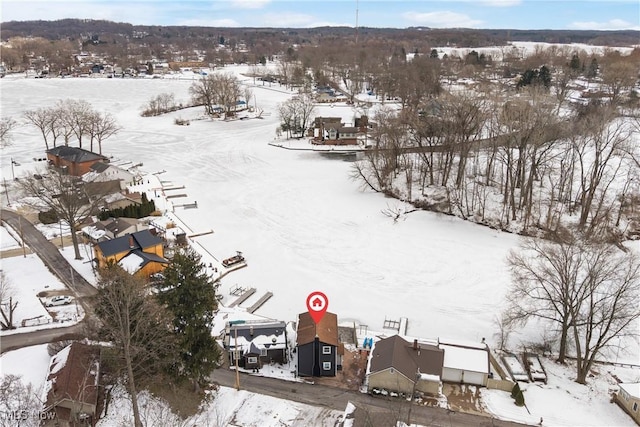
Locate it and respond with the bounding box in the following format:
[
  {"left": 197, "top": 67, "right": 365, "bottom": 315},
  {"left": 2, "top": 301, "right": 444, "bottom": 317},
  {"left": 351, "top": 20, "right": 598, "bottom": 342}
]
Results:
[{"left": 83, "top": 162, "right": 135, "bottom": 190}]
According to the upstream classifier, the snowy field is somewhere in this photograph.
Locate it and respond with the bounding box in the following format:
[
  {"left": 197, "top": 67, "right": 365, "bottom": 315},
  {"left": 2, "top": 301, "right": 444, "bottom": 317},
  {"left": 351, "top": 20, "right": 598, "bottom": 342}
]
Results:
[{"left": 1, "top": 61, "right": 639, "bottom": 426}]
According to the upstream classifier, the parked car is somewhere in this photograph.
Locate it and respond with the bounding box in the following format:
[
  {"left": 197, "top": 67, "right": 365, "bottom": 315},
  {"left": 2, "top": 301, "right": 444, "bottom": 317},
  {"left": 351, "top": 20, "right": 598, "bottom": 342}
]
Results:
[{"left": 46, "top": 295, "right": 73, "bottom": 307}]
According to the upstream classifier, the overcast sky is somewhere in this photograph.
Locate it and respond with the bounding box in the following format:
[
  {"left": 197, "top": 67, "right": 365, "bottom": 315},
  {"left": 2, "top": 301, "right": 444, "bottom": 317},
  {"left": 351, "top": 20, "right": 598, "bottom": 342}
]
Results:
[{"left": 1, "top": 0, "right": 639, "bottom": 30}]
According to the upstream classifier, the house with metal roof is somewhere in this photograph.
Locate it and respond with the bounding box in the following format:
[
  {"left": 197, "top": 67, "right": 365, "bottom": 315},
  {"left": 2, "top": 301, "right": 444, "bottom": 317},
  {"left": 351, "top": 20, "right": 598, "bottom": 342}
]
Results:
[
  {"left": 367, "top": 335, "right": 444, "bottom": 396},
  {"left": 296, "top": 311, "right": 340, "bottom": 377},
  {"left": 93, "top": 229, "right": 167, "bottom": 278}
]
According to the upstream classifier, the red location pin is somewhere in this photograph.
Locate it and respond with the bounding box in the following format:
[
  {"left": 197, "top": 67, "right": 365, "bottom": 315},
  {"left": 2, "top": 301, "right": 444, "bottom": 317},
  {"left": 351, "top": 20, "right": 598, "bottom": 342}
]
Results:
[{"left": 306, "top": 291, "right": 328, "bottom": 324}]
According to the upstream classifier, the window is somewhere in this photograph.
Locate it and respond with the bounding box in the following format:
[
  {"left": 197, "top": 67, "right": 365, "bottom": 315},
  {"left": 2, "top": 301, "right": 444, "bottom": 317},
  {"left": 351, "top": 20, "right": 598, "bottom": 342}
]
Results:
[
  {"left": 323, "top": 362, "right": 332, "bottom": 371},
  {"left": 633, "top": 402, "right": 638, "bottom": 412},
  {"left": 260, "top": 348, "right": 267, "bottom": 357},
  {"left": 247, "top": 356, "right": 258, "bottom": 364},
  {"left": 322, "top": 346, "right": 332, "bottom": 355}
]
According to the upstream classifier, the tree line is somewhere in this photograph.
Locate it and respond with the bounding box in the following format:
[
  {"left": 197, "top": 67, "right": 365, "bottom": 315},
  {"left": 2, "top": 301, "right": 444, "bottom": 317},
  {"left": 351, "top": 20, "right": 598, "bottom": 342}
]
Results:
[
  {"left": 24, "top": 99, "right": 120, "bottom": 154},
  {"left": 352, "top": 56, "right": 639, "bottom": 242}
]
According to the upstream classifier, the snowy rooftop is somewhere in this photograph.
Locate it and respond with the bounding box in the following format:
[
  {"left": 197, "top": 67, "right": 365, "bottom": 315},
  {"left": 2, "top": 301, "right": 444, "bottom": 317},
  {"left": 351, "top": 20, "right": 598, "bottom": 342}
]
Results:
[
  {"left": 620, "top": 382, "right": 640, "bottom": 399},
  {"left": 440, "top": 344, "right": 489, "bottom": 374},
  {"left": 118, "top": 252, "right": 145, "bottom": 274}
]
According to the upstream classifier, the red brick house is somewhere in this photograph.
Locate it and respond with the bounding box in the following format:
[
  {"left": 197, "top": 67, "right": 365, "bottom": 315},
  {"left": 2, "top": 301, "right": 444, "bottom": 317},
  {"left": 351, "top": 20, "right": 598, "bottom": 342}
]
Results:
[{"left": 46, "top": 146, "right": 108, "bottom": 176}]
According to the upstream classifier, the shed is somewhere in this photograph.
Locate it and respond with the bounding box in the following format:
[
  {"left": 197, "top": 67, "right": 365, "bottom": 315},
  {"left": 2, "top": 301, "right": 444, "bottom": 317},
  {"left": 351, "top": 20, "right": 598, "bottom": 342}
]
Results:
[{"left": 439, "top": 343, "right": 490, "bottom": 386}]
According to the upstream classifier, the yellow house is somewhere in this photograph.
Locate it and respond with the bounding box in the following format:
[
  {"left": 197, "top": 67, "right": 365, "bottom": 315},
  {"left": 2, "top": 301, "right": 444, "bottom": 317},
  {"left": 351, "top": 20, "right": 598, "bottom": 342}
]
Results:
[
  {"left": 94, "top": 229, "right": 168, "bottom": 278},
  {"left": 616, "top": 382, "right": 640, "bottom": 425}
]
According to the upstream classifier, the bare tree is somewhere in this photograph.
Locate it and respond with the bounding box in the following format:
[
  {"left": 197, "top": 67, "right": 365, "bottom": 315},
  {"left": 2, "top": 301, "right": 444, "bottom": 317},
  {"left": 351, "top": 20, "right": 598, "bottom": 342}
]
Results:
[
  {"left": 87, "top": 111, "right": 120, "bottom": 154},
  {"left": 62, "top": 99, "right": 93, "bottom": 149},
  {"left": 569, "top": 243, "right": 640, "bottom": 384},
  {"left": 574, "top": 105, "right": 633, "bottom": 234},
  {"left": 0, "top": 117, "right": 17, "bottom": 147},
  {"left": 0, "top": 271, "right": 18, "bottom": 330},
  {"left": 492, "top": 313, "right": 514, "bottom": 352},
  {"left": 506, "top": 236, "right": 640, "bottom": 383},
  {"left": 17, "top": 167, "right": 110, "bottom": 259},
  {"left": 0, "top": 375, "right": 42, "bottom": 427},
  {"left": 92, "top": 265, "right": 177, "bottom": 427},
  {"left": 600, "top": 59, "right": 638, "bottom": 105},
  {"left": 189, "top": 73, "right": 242, "bottom": 118},
  {"left": 506, "top": 238, "right": 587, "bottom": 363},
  {"left": 24, "top": 107, "right": 57, "bottom": 150}
]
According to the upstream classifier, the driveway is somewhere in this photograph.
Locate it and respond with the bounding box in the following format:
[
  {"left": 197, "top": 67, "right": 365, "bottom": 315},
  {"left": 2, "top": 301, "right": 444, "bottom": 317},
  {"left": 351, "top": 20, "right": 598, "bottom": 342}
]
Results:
[
  {"left": 1, "top": 209, "right": 94, "bottom": 354},
  {"left": 1, "top": 209, "right": 97, "bottom": 298}
]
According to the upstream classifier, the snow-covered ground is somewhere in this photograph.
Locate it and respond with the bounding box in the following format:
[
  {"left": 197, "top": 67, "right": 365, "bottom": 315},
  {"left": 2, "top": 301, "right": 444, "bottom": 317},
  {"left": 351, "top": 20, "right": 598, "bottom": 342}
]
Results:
[
  {"left": 1, "top": 59, "right": 639, "bottom": 426},
  {"left": 0, "top": 235, "right": 85, "bottom": 333}
]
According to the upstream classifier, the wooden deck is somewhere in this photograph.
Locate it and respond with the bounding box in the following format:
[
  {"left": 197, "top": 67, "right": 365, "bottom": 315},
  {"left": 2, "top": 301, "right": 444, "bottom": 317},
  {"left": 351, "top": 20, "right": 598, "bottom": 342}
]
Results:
[
  {"left": 228, "top": 287, "right": 256, "bottom": 307},
  {"left": 246, "top": 292, "right": 273, "bottom": 313}
]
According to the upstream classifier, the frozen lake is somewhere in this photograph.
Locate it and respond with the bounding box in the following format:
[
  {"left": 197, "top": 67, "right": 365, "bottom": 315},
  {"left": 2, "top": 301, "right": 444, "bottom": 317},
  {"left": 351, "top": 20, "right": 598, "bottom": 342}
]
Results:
[{"left": 1, "top": 70, "right": 530, "bottom": 347}]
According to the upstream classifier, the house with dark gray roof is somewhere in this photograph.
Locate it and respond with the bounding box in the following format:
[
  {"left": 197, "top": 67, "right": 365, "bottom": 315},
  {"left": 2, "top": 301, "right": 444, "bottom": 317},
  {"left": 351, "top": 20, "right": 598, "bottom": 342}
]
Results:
[
  {"left": 225, "top": 320, "right": 288, "bottom": 370},
  {"left": 367, "top": 335, "right": 444, "bottom": 396},
  {"left": 94, "top": 229, "right": 167, "bottom": 278},
  {"left": 46, "top": 146, "right": 108, "bottom": 176}
]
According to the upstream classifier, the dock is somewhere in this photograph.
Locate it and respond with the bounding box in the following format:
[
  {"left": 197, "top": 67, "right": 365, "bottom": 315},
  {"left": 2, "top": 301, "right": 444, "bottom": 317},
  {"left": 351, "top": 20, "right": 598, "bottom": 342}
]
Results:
[
  {"left": 187, "top": 230, "right": 213, "bottom": 238},
  {"left": 246, "top": 292, "right": 273, "bottom": 313},
  {"left": 228, "top": 288, "right": 256, "bottom": 307}
]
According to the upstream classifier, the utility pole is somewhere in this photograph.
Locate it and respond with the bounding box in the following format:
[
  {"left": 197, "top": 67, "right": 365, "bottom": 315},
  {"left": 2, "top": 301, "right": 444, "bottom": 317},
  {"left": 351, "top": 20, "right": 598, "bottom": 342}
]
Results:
[
  {"left": 229, "top": 320, "right": 245, "bottom": 390},
  {"left": 19, "top": 215, "right": 26, "bottom": 258},
  {"left": 3, "top": 178, "right": 10, "bottom": 205},
  {"left": 235, "top": 327, "right": 240, "bottom": 390},
  {"left": 70, "top": 265, "right": 76, "bottom": 291}
]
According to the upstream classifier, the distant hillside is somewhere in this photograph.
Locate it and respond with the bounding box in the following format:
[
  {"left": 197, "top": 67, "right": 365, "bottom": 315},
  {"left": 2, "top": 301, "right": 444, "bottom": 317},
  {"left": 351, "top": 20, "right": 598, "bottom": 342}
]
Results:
[{"left": 1, "top": 19, "right": 639, "bottom": 47}]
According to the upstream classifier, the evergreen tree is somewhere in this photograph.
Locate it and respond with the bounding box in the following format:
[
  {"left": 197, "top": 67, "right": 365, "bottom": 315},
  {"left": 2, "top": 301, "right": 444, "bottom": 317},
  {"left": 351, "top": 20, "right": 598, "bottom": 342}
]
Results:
[
  {"left": 538, "top": 65, "right": 551, "bottom": 87},
  {"left": 587, "top": 57, "right": 599, "bottom": 78},
  {"left": 569, "top": 53, "right": 581, "bottom": 72},
  {"left": 511, "top": 382, "right": 521, "bottom": 398},
  {"left": 155, "top": 248, "right": 220, "bottom": 390},
  {"left": 430, "top": 49, "right": 439, "bottom": 59}
]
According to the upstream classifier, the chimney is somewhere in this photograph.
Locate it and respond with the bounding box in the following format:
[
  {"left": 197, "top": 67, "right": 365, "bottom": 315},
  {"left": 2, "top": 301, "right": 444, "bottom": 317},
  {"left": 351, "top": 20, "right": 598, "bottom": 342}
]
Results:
[
  {"left": 129, "top": 235, "right": 135, "bottom": 249},
  {"left": 413, "top": 339, "right": 418, "bottom": 350}
]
